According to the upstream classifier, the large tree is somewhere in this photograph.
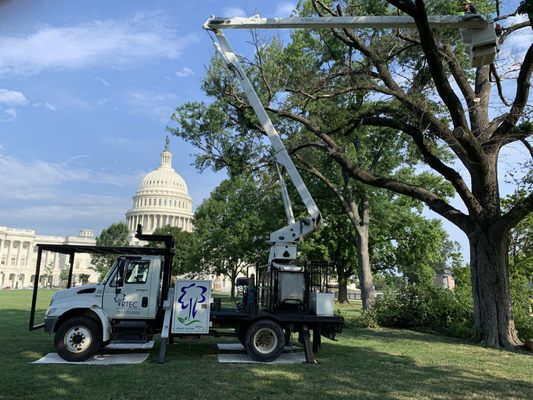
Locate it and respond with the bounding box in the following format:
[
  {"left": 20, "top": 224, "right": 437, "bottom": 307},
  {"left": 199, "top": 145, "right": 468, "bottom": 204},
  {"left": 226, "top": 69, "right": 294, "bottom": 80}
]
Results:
[
  {"left": 285, "top": 0, "right": 532, "bottom": 346},
  {"left": 198, "top": 0, "right": 531, "bottom": 346}
]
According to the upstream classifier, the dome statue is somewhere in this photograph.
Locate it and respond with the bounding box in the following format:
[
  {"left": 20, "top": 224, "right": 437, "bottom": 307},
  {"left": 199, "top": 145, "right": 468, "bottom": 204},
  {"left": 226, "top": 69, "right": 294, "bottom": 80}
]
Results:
[{"left": 126, "top": 137, "right": 193, "bottom": 237}]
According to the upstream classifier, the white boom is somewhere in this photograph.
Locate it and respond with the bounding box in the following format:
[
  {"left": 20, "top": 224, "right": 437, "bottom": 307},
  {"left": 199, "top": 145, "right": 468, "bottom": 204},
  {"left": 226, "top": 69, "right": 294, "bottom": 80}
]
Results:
[
  {"left": 204, "top": 15, "right": 490, "bottom": 30},
  {"left": 204, "top": 14, "right": 498, "bottom": 67}
]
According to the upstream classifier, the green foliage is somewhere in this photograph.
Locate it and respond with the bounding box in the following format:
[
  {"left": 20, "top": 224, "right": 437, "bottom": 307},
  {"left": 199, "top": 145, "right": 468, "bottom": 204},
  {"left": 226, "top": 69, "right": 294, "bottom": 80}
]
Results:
[
  {"left": 346, "top": 311, "right": 380, "bottom": 329},
  {"left": 373, "top": 284, "right": 475, "bottom": 338},
  {"left": 78, "top": 273, "right": 90, "bottom": 284},
  {"left": 193, "top": 174, "right": 284, "bottom": 296},
  {"left": 503, "top": 185, "right": 533, "bottom": 341},
  {"left": 370, "top": 196, "right": 463, "bottom": 284},
  {"left": 90, "top": 222, "right": 130, "bottom": 280},
  {"left": 149, "top": 226, "right": 201, "bottom": 277},
  {"left": 510, "top": 274, "right": 533, "bottom": 341},
  {"left": 59, "top": 268, "right": 69, "bottom": 284}
]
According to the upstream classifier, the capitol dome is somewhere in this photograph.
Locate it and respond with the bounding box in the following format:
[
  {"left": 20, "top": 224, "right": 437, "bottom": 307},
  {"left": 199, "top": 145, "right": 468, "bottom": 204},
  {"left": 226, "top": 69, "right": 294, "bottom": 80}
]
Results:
[{"left": 126, "top": 137, "right": 193, "bottom": 236}]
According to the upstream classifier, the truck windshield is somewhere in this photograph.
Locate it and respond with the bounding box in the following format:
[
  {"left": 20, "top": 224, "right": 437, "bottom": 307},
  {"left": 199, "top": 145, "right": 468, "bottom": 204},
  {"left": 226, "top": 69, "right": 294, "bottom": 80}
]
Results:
[{"left": 99, "top": 260, "right": 118, "bottom": 285}]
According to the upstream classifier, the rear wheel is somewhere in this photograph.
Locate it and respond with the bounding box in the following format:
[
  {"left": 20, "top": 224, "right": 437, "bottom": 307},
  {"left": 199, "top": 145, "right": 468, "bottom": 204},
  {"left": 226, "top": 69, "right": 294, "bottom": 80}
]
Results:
[
  {"left": 245, "top": 320, "right": 285, "bottom": 362},
  {"left": 54, "top": 316, "right": 101, "bottom": 362}
]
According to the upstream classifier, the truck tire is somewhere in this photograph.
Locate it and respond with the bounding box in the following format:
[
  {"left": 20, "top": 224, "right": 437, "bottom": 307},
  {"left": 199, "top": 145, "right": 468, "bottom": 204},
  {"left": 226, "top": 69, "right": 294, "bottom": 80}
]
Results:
[
  {"left": 245, "top": 320, "right": 285, "bottom": 362},
  {"left": 54, "top": 316, "right": 102, "bottom": 362}
]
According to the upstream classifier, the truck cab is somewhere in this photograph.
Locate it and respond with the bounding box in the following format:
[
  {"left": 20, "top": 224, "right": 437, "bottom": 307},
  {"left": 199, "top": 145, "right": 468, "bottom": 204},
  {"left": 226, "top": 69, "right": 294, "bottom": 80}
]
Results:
[
  {"left": 29, "top": 228, "right": 175, "bottom": 362},
  {"left": 42, "top": 255, "right": 163, "bottom": 361}
]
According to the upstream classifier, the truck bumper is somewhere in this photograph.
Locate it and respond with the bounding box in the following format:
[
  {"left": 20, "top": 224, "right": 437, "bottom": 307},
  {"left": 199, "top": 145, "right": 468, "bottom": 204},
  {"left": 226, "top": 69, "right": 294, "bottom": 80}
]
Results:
[{"left": 43, "top": 316, "right": 59, "bottom": 333}]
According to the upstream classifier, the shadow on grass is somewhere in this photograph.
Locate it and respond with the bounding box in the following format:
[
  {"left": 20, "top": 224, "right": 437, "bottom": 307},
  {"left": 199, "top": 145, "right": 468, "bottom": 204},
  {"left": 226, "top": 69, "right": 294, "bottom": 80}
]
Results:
[{"left": 1, "top": 307, "right": 532, "bottom": 400}]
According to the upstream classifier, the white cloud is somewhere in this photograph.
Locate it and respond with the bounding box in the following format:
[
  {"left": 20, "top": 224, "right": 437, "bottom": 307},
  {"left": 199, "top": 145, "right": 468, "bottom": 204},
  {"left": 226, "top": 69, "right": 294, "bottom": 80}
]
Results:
[
  {"left": 0, "top": 88, "right": 27, "bottom": 105},
  {"left": 0, "top": 151, "right": 139, "bottom": 233},
  {"left": 33, "top": 101, "right": 57, "bottom": 111},
  {"left": 176, "top": 67, "right": 194, "bottom": 77},
  {"left": 0, "top": 14, "right": 199, "bottom": 76},
  {"left": 223, "top": 7, "right": 247, "bottom": 17},
  {"left": 274, "top": 2, "right": 297, "bottom": 16},
  {"left": 96, "top": 76, "right": 112, "bottom": 87},
  {"left": 4, "top": 108, "right": 17, "bottom": 119},
  {"left": 0, "top": 152, "right": 140, "bottom": 201}
]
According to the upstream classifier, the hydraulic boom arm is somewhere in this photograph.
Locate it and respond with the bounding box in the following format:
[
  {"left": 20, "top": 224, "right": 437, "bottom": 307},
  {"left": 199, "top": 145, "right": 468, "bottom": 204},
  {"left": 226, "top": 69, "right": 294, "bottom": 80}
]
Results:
[{"left": 205, "top": 27, "right": 321, "bottom": 264}]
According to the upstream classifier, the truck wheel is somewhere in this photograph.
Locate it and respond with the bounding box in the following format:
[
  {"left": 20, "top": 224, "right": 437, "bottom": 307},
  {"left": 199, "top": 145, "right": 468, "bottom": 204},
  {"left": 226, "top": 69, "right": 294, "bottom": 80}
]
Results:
[
  {"left": 54, "top": 316, "right": 101, "bottom": 362},
  {"left": 245, "top": 320, "right": 285, "bottom": 362}
]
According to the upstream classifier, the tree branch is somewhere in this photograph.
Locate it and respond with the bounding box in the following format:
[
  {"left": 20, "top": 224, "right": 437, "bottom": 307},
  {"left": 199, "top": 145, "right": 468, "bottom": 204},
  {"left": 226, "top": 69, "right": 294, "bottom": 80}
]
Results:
[
  {"left": 441, "top": 44, "right": 476, "bottom": 106},
  {"left": 493, "top": 43, "right": 533, "bottom": 139},
  {"left": 268, "top": 106, "right": 473, "bottom": 232},
  {"left": 360, "top": 115, "right": 485, "bottom": 217},
  {"left": 520, "top": 138, "right": 533, "bottom": 159},
  {"left": 495, "top": 191, "right": 533, "bottom": 233},
  {"left": 490, "top": 63, "right": 511, "bottom": 106},
  {"left": 387, "top": 0, "right": 469, "bottom": 130},
  {"left": 499, "top": 21, "right": 531, "bottom": 45},
  {"left": 293, "top": 153, "right": 363, "bottom": 226}
]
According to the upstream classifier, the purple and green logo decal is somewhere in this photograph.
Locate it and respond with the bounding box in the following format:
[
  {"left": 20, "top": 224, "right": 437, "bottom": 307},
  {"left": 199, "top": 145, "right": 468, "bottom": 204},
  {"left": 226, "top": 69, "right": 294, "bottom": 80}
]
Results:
[{"left": 177, "top": 283, "right": 207, "bottom": 326}]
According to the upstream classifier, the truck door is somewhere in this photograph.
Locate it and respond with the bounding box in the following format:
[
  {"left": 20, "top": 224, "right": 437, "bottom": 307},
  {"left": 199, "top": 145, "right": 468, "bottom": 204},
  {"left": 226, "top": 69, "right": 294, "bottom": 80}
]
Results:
[{"left": 102, "top": 257, "right": 158, "bottom": 320}]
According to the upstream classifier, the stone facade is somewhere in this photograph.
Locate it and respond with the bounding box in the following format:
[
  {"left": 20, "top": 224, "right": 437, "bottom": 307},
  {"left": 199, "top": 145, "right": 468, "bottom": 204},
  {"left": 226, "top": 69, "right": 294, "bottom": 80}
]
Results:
[{"left": 0, "top": 227, "right": 98, "bottom": 288}]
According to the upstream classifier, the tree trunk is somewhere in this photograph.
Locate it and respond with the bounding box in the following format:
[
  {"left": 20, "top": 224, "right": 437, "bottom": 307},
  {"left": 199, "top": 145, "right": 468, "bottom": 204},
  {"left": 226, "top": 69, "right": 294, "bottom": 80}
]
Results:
[
  {"left": 356, "top": 223, "right": 375, "bottom": 311},
  {"left": 469, "top": 226, "right": 522, "bottom": 347},
  {"left": 230, "top": 270, "right": 236, "bottom": 300},
  {"left": 336, "top": 265, "right": 349, "bottom": 303}
]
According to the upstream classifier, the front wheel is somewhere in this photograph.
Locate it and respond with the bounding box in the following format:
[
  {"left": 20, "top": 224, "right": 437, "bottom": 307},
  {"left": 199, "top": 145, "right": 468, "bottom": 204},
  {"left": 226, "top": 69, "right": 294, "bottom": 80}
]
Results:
[
  {"left": 245, "top": 320, "right": 285, "bottom": 362},
  {"left": 54, "top": 316, "right": 101, "bottom": 362}
]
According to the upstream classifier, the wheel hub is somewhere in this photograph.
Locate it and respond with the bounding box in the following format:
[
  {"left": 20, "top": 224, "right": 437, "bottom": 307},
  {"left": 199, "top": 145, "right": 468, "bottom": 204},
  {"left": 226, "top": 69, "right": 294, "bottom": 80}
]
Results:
[
  {"left": 254, "top": 328, "right": 277, "bottom": 354},
  {"left": 64, "top": 325, "right": 92, "bottom": 353}
]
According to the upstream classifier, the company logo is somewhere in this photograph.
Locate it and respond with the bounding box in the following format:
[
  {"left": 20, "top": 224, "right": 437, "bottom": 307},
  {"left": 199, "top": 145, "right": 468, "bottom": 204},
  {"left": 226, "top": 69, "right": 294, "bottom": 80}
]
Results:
[
  {"left": 114, "top": 293, "right": 139, "bottom": 309},
  {"left": 177, "top": 283, "right": 207, "bottom": 326}
]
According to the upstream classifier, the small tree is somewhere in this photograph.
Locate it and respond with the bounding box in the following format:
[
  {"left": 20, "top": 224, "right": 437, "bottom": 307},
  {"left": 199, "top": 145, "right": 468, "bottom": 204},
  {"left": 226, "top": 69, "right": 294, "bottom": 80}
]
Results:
[
  {"left": 149, "top": 226, "right": 202, "bottom": 277},
  {"left": 91, "top": 222, "right": 130, "bottom": 280},
  {"left": 59, "top": 267, "right": 70, "bottom": 287},
  {"left": 78, "top": 273, "right": 90, "bottom": 285},
  {"left": 194, "top": 175, "right": 283, "bottom": 299}
]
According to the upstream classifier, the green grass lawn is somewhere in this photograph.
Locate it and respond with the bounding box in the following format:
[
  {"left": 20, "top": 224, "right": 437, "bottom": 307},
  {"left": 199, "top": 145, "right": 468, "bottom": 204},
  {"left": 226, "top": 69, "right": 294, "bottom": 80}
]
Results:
[{"left": 1, "top": 290, "right": 532, "bottom": 400}]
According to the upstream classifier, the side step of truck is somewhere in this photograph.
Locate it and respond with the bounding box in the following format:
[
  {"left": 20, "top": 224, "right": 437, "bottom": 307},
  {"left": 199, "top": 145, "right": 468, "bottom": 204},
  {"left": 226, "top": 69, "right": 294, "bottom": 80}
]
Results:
[
  {"left": 112, "top": 320, "right": 153, "bottom": 343},
  {"left": 106, "top": 340, "right": 155, "bottom": 350}
]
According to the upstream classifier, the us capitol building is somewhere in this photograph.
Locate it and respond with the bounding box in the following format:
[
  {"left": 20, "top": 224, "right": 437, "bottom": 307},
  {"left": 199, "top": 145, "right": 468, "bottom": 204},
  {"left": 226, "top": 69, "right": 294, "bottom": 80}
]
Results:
[
  {"left": 0, "top": 138, "right": 194, "bottom": 288},
  {"left": 126, "top": 137, "right": 193, "bottom": 238}
]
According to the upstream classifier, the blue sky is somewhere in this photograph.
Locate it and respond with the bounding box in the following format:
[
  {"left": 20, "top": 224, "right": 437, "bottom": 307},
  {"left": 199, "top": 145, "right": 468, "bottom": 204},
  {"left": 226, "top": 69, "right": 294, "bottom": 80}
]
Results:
[
  {"left": 0, "top": 0, "right": 297, "bottom": 236},
  {"left": 0, "top": 0, "right": 530, "bottom": 263}
]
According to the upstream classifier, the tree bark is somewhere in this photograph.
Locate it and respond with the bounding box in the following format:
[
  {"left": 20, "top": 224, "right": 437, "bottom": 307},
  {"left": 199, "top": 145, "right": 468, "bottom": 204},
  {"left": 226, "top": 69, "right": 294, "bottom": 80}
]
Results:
[
  {"left": 469, "top": 226, "right": 522, "bottom": 346},
  {"left": 355, "top": 200, "right": 375, "bottom": 311},
  {"left": 336, "top": 266, "right": 349, "bottom": 304}
]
